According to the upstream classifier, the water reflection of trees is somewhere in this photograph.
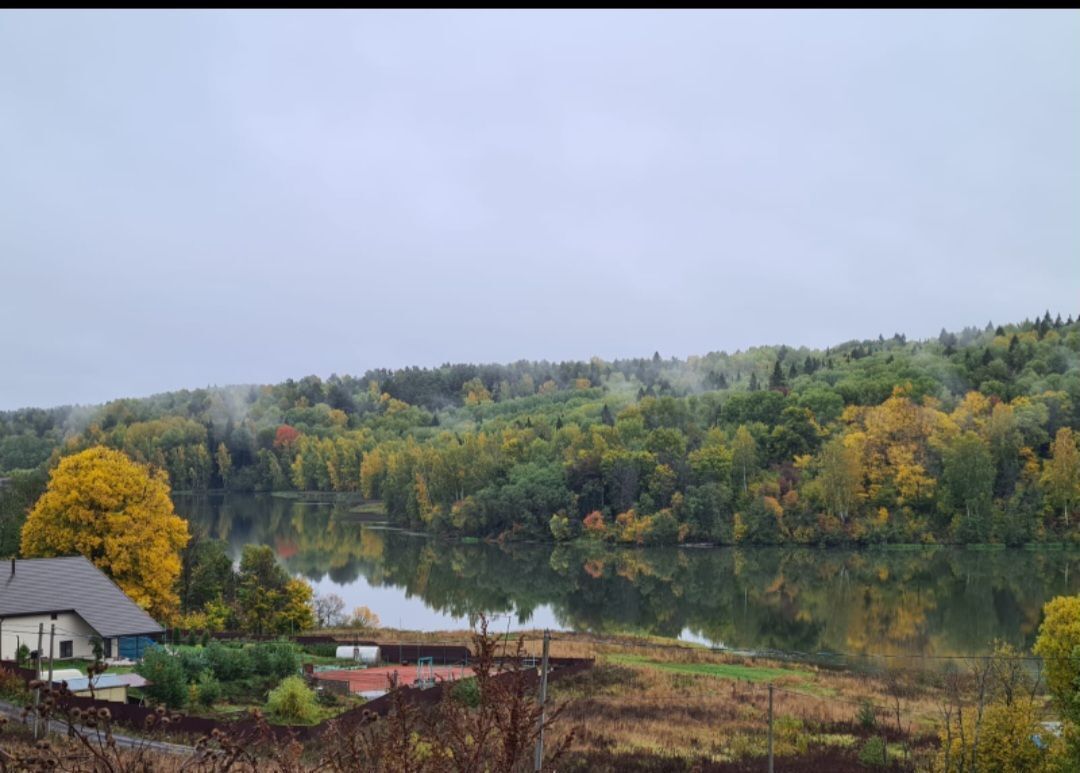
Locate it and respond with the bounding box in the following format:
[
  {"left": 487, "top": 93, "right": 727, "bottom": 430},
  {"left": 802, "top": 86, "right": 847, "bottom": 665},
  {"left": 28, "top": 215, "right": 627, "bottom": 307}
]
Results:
[{"left": 176, "top": 495, "right": 1080, "bottom": 656}]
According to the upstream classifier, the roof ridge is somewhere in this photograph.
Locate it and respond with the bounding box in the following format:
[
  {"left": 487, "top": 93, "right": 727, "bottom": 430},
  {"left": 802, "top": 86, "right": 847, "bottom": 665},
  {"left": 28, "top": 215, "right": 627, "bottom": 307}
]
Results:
[{"left": 0, "top": 554, "right": 163, "bottom": 637}]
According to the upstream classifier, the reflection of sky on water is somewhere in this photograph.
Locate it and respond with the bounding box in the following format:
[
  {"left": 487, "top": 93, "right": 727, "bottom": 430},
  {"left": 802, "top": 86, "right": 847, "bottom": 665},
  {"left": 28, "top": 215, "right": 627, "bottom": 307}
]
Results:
[{"left": 309, "top": 572, "right": 567, "bottom": 633}]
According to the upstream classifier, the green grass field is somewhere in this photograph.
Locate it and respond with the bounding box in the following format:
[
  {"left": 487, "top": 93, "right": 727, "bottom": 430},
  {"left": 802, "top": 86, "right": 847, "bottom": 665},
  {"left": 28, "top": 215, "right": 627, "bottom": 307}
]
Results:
[{"left": 604, "top": 653, "right": 803, "bottom": 682}]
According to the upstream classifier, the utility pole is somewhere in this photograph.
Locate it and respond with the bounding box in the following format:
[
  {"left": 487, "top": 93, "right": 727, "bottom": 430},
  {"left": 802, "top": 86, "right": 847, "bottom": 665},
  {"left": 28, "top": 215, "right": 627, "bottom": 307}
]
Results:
[
  {"left": 533, "top": 629, "right": 550, "bottom": 772},
  {"left": 767, "top": 683, "right": 774, "bottom": 773},
  {"left": 33, "top": 623, "right": 43, "bottom": 740}
]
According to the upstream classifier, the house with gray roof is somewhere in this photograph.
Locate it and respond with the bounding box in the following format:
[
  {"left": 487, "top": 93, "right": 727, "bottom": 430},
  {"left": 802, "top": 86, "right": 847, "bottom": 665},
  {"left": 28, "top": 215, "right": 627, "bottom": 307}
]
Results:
[{"left": 0, "top": 556, "right": 164, "bottom": 662}]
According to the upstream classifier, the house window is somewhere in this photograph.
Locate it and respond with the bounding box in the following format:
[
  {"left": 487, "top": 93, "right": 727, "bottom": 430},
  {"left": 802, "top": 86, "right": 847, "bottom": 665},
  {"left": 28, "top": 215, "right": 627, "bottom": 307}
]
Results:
[
  {"left": 59, "top": 640, "right": 73, "bottom": 659},
  {"left": 103, "top": 638, "right": 112, "bottom": 658},
  {"left": 50, "top": 613, "right": 58, "bottom": 620}
]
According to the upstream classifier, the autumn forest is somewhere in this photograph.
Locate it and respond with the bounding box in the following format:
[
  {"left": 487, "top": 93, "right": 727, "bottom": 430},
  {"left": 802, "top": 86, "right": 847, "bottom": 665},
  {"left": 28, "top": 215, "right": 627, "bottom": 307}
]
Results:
[{"left": 3, "top": 312, "right": 1080, "bottom": 551}]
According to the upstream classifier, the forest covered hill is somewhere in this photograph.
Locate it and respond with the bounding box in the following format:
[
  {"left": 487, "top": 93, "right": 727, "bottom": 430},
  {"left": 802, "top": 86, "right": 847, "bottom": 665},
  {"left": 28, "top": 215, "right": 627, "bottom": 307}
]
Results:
[{"left": 3, "top": 311, "right": 1080, "bottom": 549}]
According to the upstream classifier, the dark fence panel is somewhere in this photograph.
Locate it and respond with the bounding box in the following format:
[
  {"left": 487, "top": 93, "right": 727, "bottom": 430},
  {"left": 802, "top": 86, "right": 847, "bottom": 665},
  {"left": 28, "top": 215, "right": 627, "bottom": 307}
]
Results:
[
  {"left": 2, "top": 655, "right": 594, "bottom": 744},
  {"left": 0, "top": 661, "right": 37, "bottom": 682},
  {"left": 377, "top": 644, "right": 471, "bottom": 665}
]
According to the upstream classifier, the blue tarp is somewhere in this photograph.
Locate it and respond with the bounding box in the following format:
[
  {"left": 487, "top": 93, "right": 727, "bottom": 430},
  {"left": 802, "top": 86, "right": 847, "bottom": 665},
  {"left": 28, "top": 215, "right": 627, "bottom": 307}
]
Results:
[{"left": 118, "top": 636, "right": 156, "bottom": 660}]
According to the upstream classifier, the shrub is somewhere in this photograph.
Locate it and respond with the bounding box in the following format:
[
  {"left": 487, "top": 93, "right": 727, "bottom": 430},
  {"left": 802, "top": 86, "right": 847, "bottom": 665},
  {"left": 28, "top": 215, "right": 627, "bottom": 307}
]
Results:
[
  {"left": 195, "top": 671, "right": 222, "bottom": 707},
  {"left": 265, "top": 675, "right": 318, "bottom": 724},
  {"left": 177, "top": 647, "right": 209, "bottom": 682},
  {"left": 857, "top": 699, "right": 876, "bottom": 730},
  {"left": 451, "top": 678, "right": 480, "bottom": 708},
  {"left": 206, "top": 642, "right": 251, "bottom": 682},
  {"left": 0, "top": 668, "right": 27, "bottom": 700},
  {"left": 249, "top": 643, "right": 298, "bottom": 679},
  {"left": 304, "top": 643, "right": 339, "bottom": 659},
  {"left": 316, "top": 687, "right": 340, "bottom": 707},
  {"left": 136, "top": 646, "right": 187, "bottom": 709},
  {"left": 858, "top": 737, "right": 887, "bottom": 768}
]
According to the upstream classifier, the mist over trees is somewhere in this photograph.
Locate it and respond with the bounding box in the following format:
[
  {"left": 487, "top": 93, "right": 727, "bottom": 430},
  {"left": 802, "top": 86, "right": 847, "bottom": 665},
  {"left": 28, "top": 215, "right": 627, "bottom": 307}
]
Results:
[{"left": 3, "top": 312, "right": 1080, "bottom": 547}]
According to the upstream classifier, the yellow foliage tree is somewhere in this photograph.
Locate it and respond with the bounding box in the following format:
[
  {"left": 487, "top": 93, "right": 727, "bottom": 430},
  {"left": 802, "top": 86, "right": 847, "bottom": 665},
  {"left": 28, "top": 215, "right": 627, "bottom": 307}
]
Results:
[
  {"left": 1042, "top": 428, "right": 1080, "bottom": 529},
  {"left": 842, "top": 386, "right": 938, "bottom": 507},
  {"left": 351, "top": 605, "right": 381, "bottom": 629},
  {"left": 462, "top": 378, "right": 493, "bottom": 406},
  {"left": 1034, "top": 594, "right": 1080, "bottom": 724},
  {"left": 937, "top": 698, "right": 1050, "bottom": 773},
  {"left": 21, "top": 446, "right": 190, "bottom": 621}
]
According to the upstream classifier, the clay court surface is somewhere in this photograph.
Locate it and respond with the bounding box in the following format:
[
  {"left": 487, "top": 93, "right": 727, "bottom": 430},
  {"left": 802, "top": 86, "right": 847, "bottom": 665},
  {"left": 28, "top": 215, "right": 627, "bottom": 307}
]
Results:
[{"left": 315, "top": 664, "right": 475, "bottom": 693}]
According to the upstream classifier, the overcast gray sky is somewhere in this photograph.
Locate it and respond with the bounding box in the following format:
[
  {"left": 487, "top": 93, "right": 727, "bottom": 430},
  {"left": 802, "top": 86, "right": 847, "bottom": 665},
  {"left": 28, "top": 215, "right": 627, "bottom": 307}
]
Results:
[{"left": 1, "top": 10, "right": 1078, "bottom": 410}]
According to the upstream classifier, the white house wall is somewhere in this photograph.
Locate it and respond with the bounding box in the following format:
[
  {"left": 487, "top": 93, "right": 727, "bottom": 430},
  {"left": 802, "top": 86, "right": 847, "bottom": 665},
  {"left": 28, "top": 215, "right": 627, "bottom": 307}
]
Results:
[{"left": 0, "top": 612, "right": 103, "bottom": 661}]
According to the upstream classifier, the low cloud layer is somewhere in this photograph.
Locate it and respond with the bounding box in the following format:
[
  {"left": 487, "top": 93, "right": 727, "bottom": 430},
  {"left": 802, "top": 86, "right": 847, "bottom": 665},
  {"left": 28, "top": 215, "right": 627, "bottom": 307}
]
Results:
[{"left": 1, "top": 10, "right": 1077, "bottom": 409}]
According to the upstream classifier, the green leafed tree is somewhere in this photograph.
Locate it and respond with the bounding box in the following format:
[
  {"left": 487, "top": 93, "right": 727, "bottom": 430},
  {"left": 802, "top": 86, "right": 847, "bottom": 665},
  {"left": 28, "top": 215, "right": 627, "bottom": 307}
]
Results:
[
  {"left": 1042, "top": 428, "right": 1080, "bottom": 529},
  {"left": 941, "top": 431, "right": 995, "bottom": 541}
]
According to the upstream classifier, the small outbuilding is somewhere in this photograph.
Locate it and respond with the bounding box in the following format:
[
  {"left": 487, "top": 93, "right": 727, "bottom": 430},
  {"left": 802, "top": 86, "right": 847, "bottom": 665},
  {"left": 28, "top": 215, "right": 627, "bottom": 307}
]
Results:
[
  {"left": 61, "top": 673, "right": 131, "bottom": 703},
  {"left": 335, "top": 645, "right": 379, "bottom": 663}
]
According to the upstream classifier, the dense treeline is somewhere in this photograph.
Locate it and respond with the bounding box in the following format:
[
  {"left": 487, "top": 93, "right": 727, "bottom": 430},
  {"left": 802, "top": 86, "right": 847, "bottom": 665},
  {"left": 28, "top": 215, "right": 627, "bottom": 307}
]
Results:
[{"left": 3, "top": 312, "right": 1080, "bottom": 546}]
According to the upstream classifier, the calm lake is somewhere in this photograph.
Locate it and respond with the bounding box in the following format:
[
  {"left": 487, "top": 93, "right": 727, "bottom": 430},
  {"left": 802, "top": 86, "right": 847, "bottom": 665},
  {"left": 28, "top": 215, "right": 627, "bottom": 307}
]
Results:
[{"left": 172, "top": 493, "right": 1080, "bottom": 659}]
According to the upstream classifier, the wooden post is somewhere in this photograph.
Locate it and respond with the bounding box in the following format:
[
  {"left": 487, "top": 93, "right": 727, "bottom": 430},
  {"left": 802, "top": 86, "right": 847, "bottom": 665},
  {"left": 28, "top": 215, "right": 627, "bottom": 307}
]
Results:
[
  {"left": 33, "top": 623, "right": 43, "bottom": 740},
  {"left": 47, "top": 624, "right": 55, "bottom": 687},
  {"left": 767, "top": 683, "right": 774, "bottom": 773},
  {"left": 533, "top": 629, "right": 550, "bottom": 772}
]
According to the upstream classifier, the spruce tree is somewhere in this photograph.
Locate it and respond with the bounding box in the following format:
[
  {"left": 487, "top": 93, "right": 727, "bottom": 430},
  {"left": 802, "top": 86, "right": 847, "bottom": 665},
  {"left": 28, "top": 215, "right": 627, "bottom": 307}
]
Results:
[{"left": 769, "top": 361, "right": 785, "bottom": 389}]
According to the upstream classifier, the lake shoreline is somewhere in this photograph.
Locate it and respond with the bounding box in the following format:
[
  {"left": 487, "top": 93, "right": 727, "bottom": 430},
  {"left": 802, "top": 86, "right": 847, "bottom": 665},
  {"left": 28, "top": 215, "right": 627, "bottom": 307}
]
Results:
[{"left": 171, "top": 489, "right": 1080, "bottom": 550}]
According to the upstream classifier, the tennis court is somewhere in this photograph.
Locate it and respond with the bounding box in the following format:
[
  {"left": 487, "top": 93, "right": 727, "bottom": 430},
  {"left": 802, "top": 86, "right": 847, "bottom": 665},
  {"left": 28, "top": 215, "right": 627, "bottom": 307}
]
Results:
[{"left": 313, "top": 663, "right": 474, "bottom": 694}]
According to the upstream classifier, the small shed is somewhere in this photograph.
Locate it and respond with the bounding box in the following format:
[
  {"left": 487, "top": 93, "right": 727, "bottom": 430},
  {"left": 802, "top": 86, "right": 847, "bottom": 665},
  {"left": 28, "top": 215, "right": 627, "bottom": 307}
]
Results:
[{"left": 59, "top": 674, "right": 129, "bottom": 703}]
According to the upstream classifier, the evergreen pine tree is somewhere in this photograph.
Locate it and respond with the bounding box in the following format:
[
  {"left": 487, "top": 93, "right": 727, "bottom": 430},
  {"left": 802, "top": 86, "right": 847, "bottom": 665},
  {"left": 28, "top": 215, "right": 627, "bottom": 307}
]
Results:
[{"left": 769, "top": 361, "right": 785, "bottom": 389}]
